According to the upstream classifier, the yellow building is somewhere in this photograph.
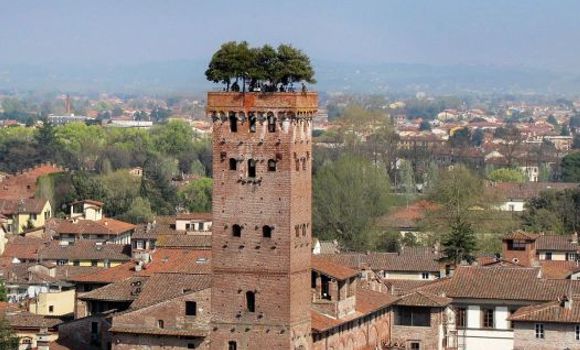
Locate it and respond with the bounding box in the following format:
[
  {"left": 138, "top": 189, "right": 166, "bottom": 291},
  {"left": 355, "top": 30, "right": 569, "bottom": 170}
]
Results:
[
  {"left": 29, "top": 289, "right": 76, "bottom": 316},
  {"left": 0, "top": 198, "right": 52, "bottom": 234}
]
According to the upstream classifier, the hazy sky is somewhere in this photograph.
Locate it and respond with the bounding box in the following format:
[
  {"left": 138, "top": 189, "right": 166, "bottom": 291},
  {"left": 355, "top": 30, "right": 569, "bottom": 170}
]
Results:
[{"left": 2, "top": 1, "right": 580, "bottom": 72}]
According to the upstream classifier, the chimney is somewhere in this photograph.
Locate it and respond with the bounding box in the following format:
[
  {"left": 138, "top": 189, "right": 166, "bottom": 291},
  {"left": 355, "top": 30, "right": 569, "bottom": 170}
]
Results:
[{"left": 36, "top": 332, "right": 50, "bottom": 350}]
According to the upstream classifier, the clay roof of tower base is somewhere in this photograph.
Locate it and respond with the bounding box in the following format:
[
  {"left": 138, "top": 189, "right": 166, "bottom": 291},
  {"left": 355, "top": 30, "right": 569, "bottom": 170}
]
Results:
[
  {"left": 109, "top": 325, "right": 208, "bottom": 337},
  {"left": 311, "top": 288, "right": 397, "bottom": 333}
]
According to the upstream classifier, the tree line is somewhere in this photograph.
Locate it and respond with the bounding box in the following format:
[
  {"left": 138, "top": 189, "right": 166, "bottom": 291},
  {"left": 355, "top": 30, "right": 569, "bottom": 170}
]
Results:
[{"left": 1, "top": 121, "right": 212, "bottom": 223}]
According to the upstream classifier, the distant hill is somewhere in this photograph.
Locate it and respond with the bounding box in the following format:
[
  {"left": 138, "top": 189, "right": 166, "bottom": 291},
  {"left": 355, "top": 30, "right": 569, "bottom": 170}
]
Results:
[{"left": 1, "top": 60, "right": 579, "bottom": 95}]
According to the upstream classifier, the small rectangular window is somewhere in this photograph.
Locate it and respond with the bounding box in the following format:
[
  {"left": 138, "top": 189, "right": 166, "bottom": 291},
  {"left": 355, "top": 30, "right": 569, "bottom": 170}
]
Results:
[
  {"left": 410, "top": 343, "right": 420, "bottom": 350},
  {"left": 456, "top": 307, "right": 466, "bottom": 328},
  {"left": 507, "top": 240, "right": 526, "bottom": 251},
  {"left": 421, "top": 272, "right": 429, "bottom": 280},
  {"left": 545, "top": 252, "right": 552, "bottom": 260},
  {"left": 249, "top": 113, "right": 257, "bottom": 133},
  {"left": 267, "top": 115, "right": 276, "bottom": 132},
  {"left": 482, "top": 308, "right": 494, "bottom": 328},
  {"left": 535, "top": 323, "right": 544, "bottom": 339},
  {"left": 185, "top": 301, "right": 197, "bottom": 316},
  {"left": 228, "top": 342, "right": 237, "bottom": 350},
  {"left": 48, "top": 305, "right": 54, "bottom": 313},
  {"left": 157, "top": 320, "right": 164, "bottom": 329},
  {"left": 576, "top": 324, "right": 580, "bottom": 340}
]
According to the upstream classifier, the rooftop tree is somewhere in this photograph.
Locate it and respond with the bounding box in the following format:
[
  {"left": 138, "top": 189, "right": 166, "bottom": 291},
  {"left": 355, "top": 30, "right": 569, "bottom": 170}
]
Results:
[{"left": 205, "top": 41, "right": 315, "bottom": 92}]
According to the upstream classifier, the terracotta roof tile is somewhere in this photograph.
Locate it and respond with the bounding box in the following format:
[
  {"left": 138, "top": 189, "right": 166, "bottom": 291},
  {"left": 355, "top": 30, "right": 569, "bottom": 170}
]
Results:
[
  {"left": 503, "top": 230, "right": 538, "bottom": 241},
  {"left": 0, "top": 198, "right": 48, "bottom": 215},
  {"left": 311, "top": 288, "right": 397, "bottom": 332},
  {"left": 2, "top": 236, "right": 49, "bottom": 261},
  {"left": 109, "top": 325, "right": 208, "bottom": 337},
  {"left": 324, "top": 248, "right": 439, "bottom": 272},
  {"left": 69, "top": 261, "right": 137, "bottom": 283},
  {"left": 510, "top": 296, "right": 580, "bottom": 323},
  {"left": 176, "top": 212, "right": 212, "bottom": 221},
  {"left": 138, "top": 248, "right": 211, "bottom": 276},
  {"left": 156, "top": 234, "right": 212, "bottom": 249},
  {"left": 39, "top": 241, "right": 131, "bottom": 261},
  {"left": 540, "top": 260, "right": 579, "bottom": 279},
  {"left": 536, "top": 234, "right": 578, "bottom": 251},
  {"left": 4, "top": 310, "right": 62, "bottom": 329},
  {"left": 79, "top": 276, "right": 148, "bottom": 302},
  {"left": 418, "top": 266, "right": 580, "bottom": 302},
  {"left": 311, "top": 256, "right": 359, "bottom": 280},
  {"left": 383, "top": 279, "right": 434, "bottom": 296},
  {"left": 46, "top": 218, "right": 135, "bottom": 236},
  {"left": 393, "top": 290, "right": 451, "bottom": 307},
  {"left": 130, "top": 273, "right": 211, "bottom": 310},
  {"left": 489, "top": 182, "right": 578, "bottom": 201}
]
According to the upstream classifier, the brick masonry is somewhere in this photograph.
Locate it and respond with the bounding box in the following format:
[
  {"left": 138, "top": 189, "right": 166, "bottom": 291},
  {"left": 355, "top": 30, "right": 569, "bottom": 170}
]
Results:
[
  {"left": 513, "top": 322, "right": 580, "bottom": 350},
  {"left": 208, "top": 92, "right": 318, "bottom": 350}
]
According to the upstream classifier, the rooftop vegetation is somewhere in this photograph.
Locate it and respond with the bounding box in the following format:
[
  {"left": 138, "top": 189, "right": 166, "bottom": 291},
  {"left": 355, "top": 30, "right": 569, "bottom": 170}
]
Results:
[{"left": 205, "top": 41, "right": 316, "bottom": 92}]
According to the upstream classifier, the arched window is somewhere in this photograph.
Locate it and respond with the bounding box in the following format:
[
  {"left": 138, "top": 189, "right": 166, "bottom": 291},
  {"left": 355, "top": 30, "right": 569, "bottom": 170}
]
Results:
[
  {"left": 229, "top": 158, "right": 237, "bottom": 171},
  {"left": 262, "top": 225, "right": 273, "bottom": 238},
  {"left": 248, "top": 159, "right": 256, "bottom": 178},
  {"left": 267, "top": 159, "right": 277, "bottom": 172},
  {"left": 228, "top": 341, "right": 237, "bottom": 350},
  {"left": 268, "top": 114, "right": 276, "bottom": 132},
  {"left": 229, "top": 113, "right": 237, "bottom": 132},
  {"left": 249, "top": 113, "right": 257, "bottom": 133},
  {"left": 232, "top": 224, "right": 242, "bottom": 237},
  {"left": 246, "top": 291, "right": 256, "bottom": 312}
]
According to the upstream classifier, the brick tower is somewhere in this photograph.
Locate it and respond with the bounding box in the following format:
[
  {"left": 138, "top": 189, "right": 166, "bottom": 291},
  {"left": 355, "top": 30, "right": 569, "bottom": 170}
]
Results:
[{"left": 208, "top": 92, "right": 318, "bottom": 350}]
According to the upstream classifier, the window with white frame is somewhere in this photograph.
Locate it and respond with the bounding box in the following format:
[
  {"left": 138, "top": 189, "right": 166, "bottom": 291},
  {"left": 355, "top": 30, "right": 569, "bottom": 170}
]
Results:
[{"left": 535, "top": 323, "right": 544, "bottom": 339}]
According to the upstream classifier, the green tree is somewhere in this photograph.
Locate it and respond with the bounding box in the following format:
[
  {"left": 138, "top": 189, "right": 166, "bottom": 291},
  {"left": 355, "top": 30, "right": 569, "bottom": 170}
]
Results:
[
  {"left": 205, "top": 41, "right": 315, "bottom": 91},
  {"left": 71, "top": 171, "right": 108, "bottom": 203},
  {"left": 522, "top": 188, "right": 580, "bottom": 234},
  {"left": 178, "top": 178, "right": 213, "bottom": 212},
  {"left": 0, "top": 281, "right": 7, "bottom": 302},
  {"left": 99, "top": 170, "right": 141, "bottom": 218},
  {"left": 140, "top": 154, "right": 177, "bottom": 215},
  {"left": 442, "top": 217, "right": 477, "bottom": 265},
  {"left": 0, "top": 317, "right": 18, "bottom": 350},
  {"left": 430, "top": 165, "right": 485, "bottom": 223},
  {"left": 399, "top": 159, "right": 416, "bottom": 201},
  {"left": 561, "top": 152, "right": 580, "bottom": 182},
  {"left": 121, "top": 197, "right": 154, "bottom": 224},
  {"left": 488, "top": 168, "right": 525, "bottom": 183},
  {"left": 313, "top": 155, "right": 392, "bottom": 250}
]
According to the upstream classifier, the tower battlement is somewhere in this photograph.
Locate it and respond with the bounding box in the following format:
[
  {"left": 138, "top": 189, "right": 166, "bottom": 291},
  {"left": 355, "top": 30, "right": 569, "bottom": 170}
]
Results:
[{"left": 207, "top": 92, "right": 318, "bottom": 113}]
